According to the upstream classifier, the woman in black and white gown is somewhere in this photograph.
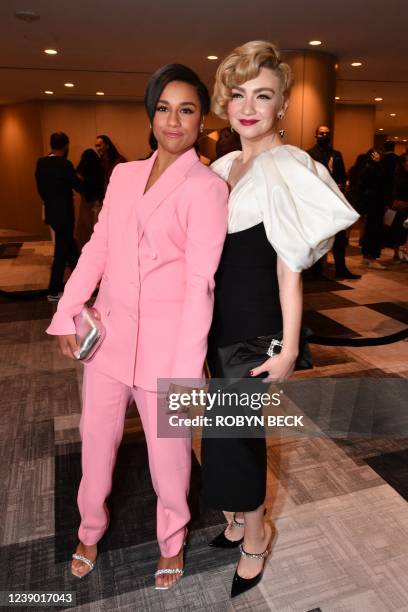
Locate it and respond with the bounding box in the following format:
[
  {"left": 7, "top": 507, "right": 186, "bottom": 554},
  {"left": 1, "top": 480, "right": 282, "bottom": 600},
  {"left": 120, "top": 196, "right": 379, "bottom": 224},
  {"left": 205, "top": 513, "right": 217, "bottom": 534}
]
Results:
[{"left": 201, "top": 40, "right": 359, "bottom": 598}]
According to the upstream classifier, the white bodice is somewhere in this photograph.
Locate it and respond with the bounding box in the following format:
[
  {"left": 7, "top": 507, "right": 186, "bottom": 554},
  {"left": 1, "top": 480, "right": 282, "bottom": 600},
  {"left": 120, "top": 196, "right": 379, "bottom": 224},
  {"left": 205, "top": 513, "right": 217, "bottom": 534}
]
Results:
[{"left": 211, "top": 145, "right": 359, "bottom": 272}]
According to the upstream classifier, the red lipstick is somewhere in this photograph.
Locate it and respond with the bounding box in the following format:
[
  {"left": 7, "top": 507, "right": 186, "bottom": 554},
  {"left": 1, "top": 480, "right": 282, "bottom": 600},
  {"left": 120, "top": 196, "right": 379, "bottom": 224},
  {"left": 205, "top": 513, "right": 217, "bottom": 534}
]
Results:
[{"left": 239, "top": 119, "right": 259, "bottom": 126}]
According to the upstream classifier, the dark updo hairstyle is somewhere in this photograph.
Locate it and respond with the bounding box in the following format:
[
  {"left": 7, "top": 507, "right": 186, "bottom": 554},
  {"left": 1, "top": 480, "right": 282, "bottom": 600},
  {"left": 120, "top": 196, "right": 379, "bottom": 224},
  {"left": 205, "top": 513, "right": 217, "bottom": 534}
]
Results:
[{"left": 144, "top": 63, "right": 210, "bottom": 150}]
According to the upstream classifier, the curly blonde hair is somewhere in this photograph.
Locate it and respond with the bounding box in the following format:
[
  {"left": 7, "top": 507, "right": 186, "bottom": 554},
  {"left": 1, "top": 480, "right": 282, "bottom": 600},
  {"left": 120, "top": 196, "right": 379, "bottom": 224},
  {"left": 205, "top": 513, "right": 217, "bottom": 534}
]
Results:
[{"left": 212, "top": 41, "right": 292, "bottom": 120}]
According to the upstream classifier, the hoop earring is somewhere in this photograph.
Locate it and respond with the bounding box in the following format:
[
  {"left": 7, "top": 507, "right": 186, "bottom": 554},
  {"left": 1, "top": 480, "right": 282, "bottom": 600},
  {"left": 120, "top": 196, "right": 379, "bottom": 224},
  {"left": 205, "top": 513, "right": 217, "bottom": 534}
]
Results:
[{"left": 230, "top": 126, "right": 234, "bottom": 133}]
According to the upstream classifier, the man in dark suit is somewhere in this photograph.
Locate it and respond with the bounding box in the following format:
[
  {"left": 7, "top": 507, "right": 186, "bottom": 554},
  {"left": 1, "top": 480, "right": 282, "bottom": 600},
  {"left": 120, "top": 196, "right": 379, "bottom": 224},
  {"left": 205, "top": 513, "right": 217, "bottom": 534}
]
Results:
[
  {"left": 35, "top": 132, "right": 81, "bottom": 301},
  {"left": 308, "top": 126, "right": 361, "bottom": 280}
]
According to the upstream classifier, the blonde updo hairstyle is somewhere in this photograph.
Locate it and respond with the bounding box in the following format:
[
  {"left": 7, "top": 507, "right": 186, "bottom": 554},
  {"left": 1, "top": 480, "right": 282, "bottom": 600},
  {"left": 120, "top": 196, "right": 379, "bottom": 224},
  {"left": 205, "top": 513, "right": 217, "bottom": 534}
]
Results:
[{"left": 212, "top": 41, "right": 292, "bottom": 120}]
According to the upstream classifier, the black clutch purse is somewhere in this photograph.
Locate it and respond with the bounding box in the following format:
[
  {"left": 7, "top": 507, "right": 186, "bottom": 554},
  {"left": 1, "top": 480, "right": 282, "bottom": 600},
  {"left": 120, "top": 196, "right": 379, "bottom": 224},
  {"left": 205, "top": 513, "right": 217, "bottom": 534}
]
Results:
[{"left": 215, "top": 327, "right": 313, "bottom": 379}]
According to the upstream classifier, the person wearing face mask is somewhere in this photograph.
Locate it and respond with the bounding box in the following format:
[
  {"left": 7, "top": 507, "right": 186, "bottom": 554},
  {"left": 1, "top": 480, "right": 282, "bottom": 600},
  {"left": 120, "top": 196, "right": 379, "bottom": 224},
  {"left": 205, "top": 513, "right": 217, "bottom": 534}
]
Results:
[
  {"left": 46, "top": 65, "right": 228, "bottom": 589},
  {"left": 308, "top": 126, "right": 361, "bottom": 280}
]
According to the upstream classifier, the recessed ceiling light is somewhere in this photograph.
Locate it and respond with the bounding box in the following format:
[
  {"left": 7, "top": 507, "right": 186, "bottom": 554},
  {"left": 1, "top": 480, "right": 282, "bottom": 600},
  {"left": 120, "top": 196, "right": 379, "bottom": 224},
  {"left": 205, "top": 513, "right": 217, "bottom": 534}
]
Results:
[
  {"left": 374, "top": 97, "right": 383, "bottom": 101},
  {"left": 335, "top": 96, "right": 340, "bottom": 100},
  {"left": 207, "top": 55, "right": 218, "bottom": 60},
  {"left": 309, "top": 40, "right": 322, "bottom": 46},
  {"left": 44, "top": 90, "right": 54, "bottom": 95},
  {"left": 96, "top": 91, "right": 105, "bottom": 96},
  {"left": 64, "top": 82, "right": 74, "bottom": 88},
  {"left": 378, "top": 128, "right": 384, "bottom": 131},
  {"left": 44, "top": 49, "right": 57, "bottom": 55},
  {"left": 14, "top": 9, "right": 40, "bottom": 22},
  {"left": 394, "top": 136, "right": 399, "bottom": 139},
  {"left": 390, "top": 113, "right": 396, "bottom": 117},
  {"left": 351, "top": 62, "right": 362, "bottom": 67},
  {"left": 403, "top": 139, "right": 407, "bottom": 142}
]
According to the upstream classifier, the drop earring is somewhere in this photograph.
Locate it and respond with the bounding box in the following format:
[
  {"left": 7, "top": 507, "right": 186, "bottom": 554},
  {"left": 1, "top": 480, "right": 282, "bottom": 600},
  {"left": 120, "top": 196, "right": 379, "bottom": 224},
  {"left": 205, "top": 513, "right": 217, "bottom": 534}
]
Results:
[
  {"left": 200, "top": 123, "right": 204, "bottom": 133},
  {"left": 230, "top": 126, "right": 234, "bottom": 133}
]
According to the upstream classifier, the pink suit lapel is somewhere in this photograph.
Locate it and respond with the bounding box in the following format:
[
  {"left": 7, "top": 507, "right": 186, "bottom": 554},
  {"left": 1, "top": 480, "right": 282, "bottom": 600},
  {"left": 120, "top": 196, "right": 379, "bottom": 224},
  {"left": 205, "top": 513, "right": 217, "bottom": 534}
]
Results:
[{"left": 137, "top": 147, "right": 199, "bottom": 243}]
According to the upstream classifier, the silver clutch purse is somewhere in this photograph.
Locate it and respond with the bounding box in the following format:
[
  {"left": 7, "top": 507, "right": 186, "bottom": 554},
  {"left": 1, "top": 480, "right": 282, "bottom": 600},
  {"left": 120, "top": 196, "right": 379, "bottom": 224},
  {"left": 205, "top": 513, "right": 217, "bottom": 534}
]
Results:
[{"left": 73, "top": 305, "right": 106, "bottom": 362}]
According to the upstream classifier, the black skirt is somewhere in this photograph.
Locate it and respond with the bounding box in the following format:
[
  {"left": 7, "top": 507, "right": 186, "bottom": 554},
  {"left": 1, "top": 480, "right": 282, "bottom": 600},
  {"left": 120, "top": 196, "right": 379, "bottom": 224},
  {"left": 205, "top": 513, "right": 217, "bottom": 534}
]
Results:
[{"left": 201, "top": 223, "right": 282, "bottom": 511}]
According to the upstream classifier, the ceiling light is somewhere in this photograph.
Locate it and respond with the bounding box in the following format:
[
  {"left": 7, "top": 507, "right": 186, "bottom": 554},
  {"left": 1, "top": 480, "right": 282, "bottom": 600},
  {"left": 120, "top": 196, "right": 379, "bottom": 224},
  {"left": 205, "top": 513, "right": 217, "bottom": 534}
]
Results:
[
  {"left": 44, "top": 49, "right": 57, "bottom": 55},
  {"left": 309, "top": 40, "right": 322, "bottom": 46},
  {"left": 403, "top": 139, "right": 407, "bottom": 142},
  {"left": 378, "top": 128, "right": 384, "bottom": 131},
  {"left": 44, "top": 90, "right": 54, "bottom": 95},
  {"left": 394, "top": 136, "right": 399, "bottom": 139},
  {"left": 96, "top": 91, "right": 105, "bottom": 96},
  {"left": 207, "top": 55, "right": 218, "bottom": 60},
  {"left": 374, "top": 97, "right": 383, "bottom": 101},
  {"left": 14, "top": 10, "right": 40, "bottom": 22},
  {"left": 390, "top": 113, "right": 396, "bottom": 117},
  {"left": 351, "top": 62, "right": 362, "bottom": 67},
  {"left": 335, "top": 96, "right": 340, "bottom": 100},
  {"left": 64, "top": 82, "right": 74, "bottom": 88}
]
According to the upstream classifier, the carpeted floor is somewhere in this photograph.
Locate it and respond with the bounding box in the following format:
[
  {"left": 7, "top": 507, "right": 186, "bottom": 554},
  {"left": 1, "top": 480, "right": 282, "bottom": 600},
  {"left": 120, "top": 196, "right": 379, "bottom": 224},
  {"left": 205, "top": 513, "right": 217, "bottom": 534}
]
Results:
[{"left": 0, "top": 236, "right": 408, "bottom": 611}]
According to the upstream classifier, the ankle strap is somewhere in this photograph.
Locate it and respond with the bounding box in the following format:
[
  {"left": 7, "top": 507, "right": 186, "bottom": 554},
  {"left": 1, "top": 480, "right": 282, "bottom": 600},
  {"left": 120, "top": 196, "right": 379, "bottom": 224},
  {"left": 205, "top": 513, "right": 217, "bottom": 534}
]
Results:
[
  {"left": 239, "top": 543, "right": 269, "bottom": 560},
  {"left": 231, "top": 514, "right": 245, "bottom": 529}
]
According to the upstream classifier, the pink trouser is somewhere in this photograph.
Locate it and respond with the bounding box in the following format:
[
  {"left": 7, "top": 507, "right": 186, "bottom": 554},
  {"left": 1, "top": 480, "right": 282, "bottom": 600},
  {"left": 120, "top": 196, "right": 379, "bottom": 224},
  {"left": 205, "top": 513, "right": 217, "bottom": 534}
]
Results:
[{"left": 77, "top": 365, "right": 191, "bottom": 557}]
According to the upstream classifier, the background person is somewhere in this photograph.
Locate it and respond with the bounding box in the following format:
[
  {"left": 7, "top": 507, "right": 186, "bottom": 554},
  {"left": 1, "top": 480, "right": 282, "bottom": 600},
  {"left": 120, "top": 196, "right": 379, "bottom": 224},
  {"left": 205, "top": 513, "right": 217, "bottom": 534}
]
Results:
[
  {"left": 215, "top": 126, "right": 242, "bottom": 159},
  {"left": 390, "top": 152, "right": 408, "bottom": 261},
  {"left": 75, "top": 148, "right": 105, "bottom": 250},
  {"left": 360, "top": 149, "right": 388, "bottom": 269},
  {"left": 94, "top": 134, "right": 127, "bottom": 193},
  {"left": 35, "top": 132, "right": 81, "bottom": 301},
  {"left": 46, "top": 65, "right": 228, "bottom": 589},
  {"left": 308, "top": 126, "right": 360, "bottom": 279}
]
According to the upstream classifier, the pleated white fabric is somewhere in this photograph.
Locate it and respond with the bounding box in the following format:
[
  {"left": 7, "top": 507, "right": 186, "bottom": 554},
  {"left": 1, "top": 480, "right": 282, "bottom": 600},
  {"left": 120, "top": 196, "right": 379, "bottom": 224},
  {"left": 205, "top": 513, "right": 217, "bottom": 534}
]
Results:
[{"left": 211, "top": 145, "right": 359, "bottom": 272}]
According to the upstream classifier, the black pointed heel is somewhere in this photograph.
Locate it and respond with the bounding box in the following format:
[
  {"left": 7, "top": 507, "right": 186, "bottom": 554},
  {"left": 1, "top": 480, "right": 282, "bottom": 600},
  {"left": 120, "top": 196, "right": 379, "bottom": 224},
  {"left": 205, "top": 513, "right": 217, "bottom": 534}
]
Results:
[
  {"left": 208, "top": 514, "right": 245, "bottom": 548},
  {"left": 230, "top": 532, "right": 272, "bottom": 598}
]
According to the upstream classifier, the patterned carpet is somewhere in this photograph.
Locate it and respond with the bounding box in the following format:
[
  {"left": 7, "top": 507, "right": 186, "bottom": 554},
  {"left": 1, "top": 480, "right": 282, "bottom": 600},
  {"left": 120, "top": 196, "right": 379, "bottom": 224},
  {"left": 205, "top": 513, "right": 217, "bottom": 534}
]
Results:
[{"left": 0, "top": 236, "right": 407, "bottom": 611}]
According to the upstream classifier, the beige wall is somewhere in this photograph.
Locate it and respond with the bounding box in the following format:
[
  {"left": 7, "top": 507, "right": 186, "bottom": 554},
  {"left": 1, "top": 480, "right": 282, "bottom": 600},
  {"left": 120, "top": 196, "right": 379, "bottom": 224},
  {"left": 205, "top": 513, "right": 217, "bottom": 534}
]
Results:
[
  {"left": 0, "top": 99, "right": 226, "bottom": 237},
  {"left": 333, "top": 104, "right": 375, "bottom": 171},
  {"left": 0, "top": 102, "right": 44, "bottom": 236}
]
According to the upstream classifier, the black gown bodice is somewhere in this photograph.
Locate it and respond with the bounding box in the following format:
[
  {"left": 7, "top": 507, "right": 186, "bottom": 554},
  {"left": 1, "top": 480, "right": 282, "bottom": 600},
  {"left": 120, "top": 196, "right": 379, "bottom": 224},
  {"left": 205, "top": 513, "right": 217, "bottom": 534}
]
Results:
[{"left": 210, "top": 222, "right": 283, "bottom": 348}]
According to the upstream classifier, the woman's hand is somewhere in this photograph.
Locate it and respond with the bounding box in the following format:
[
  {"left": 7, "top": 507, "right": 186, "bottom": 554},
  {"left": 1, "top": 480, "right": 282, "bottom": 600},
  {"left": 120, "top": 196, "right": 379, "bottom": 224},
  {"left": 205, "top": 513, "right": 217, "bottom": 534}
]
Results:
[
  {"left": 57, "top": 334, "right": 80, "bottom": 360},
  {"left": 250, "top": 352, "right": 297, "bottom": 383}
]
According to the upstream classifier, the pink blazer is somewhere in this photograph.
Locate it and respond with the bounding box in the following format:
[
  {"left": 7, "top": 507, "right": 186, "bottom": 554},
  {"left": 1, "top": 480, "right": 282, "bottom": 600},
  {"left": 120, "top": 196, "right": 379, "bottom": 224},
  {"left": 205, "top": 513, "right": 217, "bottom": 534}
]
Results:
[{"left": 47, "top": 148, "right": 229, "bottom": 390}]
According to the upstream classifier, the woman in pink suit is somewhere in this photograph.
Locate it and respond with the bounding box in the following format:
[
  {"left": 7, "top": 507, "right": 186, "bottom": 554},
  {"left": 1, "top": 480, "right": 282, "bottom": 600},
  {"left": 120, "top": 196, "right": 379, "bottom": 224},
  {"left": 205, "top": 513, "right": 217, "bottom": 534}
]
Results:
[{"left": 46, "top": 64, "right": 228, "bottom": 588}]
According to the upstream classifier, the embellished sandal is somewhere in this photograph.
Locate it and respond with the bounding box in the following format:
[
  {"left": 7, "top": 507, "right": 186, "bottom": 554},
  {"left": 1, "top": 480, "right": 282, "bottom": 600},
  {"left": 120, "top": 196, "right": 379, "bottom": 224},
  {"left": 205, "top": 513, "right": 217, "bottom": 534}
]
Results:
[
  {"left": 209, "top": 513, "right": 245, "bottom": 548},
  {"left": 154, "top": 567, "right": 184, "bottom": 590},
  {"left": 230, "top": 524, "right": 273, "bottom": 598},
  {"left": 154, "top": 536, "right": 186, "bottom": 590},
  {"left": 71, "top": 553, "right": 96, "bottom": 579}
]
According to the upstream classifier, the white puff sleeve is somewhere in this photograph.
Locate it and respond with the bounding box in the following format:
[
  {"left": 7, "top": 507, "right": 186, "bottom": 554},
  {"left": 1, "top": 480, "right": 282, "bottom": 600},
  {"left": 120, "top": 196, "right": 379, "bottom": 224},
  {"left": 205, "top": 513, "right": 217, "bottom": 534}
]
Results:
[{"left": 252, "top": 145, "right": 359, "bottom": 272}]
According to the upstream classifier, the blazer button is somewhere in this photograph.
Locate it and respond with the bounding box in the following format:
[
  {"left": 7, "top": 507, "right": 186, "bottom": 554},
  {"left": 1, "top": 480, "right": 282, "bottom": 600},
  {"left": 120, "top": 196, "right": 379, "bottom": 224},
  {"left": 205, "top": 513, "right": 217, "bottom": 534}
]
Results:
[{"left": 150, "top": 252, "right": 157, "bottom": 260}]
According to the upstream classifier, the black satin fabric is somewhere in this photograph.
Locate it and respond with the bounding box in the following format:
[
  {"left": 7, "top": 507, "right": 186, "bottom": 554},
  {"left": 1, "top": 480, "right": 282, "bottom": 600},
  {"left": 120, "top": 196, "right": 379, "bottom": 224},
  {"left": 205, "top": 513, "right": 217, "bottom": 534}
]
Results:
[
  {"left": 202, "top": 223, "right": 291, "bottom": 512},
  {"left": 215, "top": 328, "right": 313, "bottom": 381}
]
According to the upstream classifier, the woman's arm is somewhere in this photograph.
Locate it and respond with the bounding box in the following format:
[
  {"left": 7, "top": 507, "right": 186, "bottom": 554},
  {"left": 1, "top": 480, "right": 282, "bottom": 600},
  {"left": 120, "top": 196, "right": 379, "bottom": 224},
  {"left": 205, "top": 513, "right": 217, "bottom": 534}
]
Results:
[
  {"left": 170, "top": 177, "right": 228, "bottom": 383},
  {"left": 250, "top": 256, "right": 302, "bottom": 382}
]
